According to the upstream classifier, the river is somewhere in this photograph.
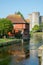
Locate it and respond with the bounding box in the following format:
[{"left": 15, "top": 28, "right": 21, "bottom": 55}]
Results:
[
  {"left": 0, "top": 35, "right": 43, "bottom": 65},
  {"left": 8, "top": 36, "right": 42, "bottom": 65}
]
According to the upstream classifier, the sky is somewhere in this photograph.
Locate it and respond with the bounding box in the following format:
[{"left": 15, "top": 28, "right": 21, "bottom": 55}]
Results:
[{"left": 0, "top": 0, "right": 43, "bottom": 18}]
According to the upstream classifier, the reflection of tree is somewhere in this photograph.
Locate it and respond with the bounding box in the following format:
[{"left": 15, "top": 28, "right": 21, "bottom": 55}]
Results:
[{"left": 21, "top": 41, "right": 29, "bottom": 58}]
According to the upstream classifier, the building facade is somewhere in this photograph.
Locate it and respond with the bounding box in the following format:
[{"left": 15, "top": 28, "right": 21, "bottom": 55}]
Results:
[
  {"left": 28, "top": 14, "right": 32, "bottom": 31},
  {"left": 29, "top": 12, "right": 43, "bottom": 31},
  {"left": 40, "top": 16, "right": 43, "bottom": 23},
  {"left": 7, "top": 14, "right": 30, "bottom": 39},
  {"left": 32, "top": 12, "right": 40, "bottom": 27}
]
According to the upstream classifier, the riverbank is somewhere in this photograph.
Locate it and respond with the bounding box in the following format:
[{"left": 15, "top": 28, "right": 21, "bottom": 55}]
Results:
[
  {"left": 0, "top": 38, "right": 21, "bottom": 47},
  {"left": 33, "top": 32, "right": 43, "bottom": 39},
  {"left": 33, "top": 32, "right": 43, "bottom": 35},
  {"left": 30, "top": 32, "right": 43, "bottom": 38},
  {"left": 30, "top": 32, "right": 43, "bottom": 36}
]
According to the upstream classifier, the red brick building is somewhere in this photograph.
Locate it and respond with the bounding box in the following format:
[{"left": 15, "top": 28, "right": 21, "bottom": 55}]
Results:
[{"left": 7, "top": 14, "right": 30, "bottom": 39}]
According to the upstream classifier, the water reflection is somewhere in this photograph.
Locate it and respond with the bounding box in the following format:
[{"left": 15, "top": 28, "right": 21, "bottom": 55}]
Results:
[
  {"left": 0, "top": 34, "right": 43, "bottom": 65},
  {"left": 7, "top": 40, "right": 29, "bottom": 58},
  {"left": 8, "top": 38, "right": 40, "bottom": 65}
]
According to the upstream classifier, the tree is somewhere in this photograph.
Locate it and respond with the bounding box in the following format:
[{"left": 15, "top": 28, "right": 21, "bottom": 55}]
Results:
[
  {"left": 15, "top": 11, "right": 24, "bottom": 19},
  {"left": 32, "top": 25, "right": 40, "bottom": 32},
  {"left": 0, "top": 19, "right": 4, "bottom": 37},
  {"left": 15, "top": 31, "right": 22, "bottom": 38},
  {"left": 0, "top": 18, "right": 13, "bottom": 38}
]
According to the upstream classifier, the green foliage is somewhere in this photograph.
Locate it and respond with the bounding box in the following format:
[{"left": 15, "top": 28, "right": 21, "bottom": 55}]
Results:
[
  {"left": 32, "top": 23, "right": 43, "bottom": 32},
  {"left": 32, "top": 25, "right": 40, "bottom": 32},
  {"left": 30, "top": 31, "right": 33, "bottom": 37},
  {"left": 30, "top": 23, "right": 43, "bottom": 37},
  {"left": 0, "top": 18, "right": 13, "bottom": 37},
  {"left": 15, "top": 11, "right": 24, "bottom": 19},
  {"left": 15, "top": 31, "right": 22, "bottom": 38},
  {"left": 0, "top": 19, "right": 4, "bottom": 35}
]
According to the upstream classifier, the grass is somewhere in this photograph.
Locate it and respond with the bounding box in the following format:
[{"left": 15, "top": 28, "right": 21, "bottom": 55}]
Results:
[
  {"left": 0, "top": 38, "right": 16, "bottom": 43},
  {"left": 0, "top": 38, "right": 21, "bottom": 43},
  {"left": 0, "top": 38, "right": 21, "bottom": 47}
]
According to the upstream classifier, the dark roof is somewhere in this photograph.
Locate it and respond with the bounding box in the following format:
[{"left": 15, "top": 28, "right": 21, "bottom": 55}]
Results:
[{"left": 7, "top": 14, "right": 26, "bottom": 24}]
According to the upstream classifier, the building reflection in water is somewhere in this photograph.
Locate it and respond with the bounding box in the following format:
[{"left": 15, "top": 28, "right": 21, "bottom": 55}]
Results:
[
  {"left": 0, "top": 37, "right": 41, "bottom": 65},
  {"left": 21, "top": 39, "right": 30, "bottom": 58},
  {"left": 7, "top": 39, "right": 30, "bottom": 62}
]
